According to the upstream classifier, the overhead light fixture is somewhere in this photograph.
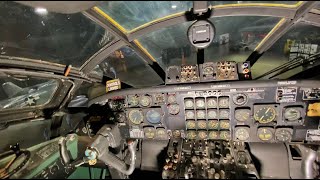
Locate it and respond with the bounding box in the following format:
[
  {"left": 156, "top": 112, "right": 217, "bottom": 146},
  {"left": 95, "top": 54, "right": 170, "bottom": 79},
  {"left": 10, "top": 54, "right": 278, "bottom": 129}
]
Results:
[
  {"left": 171, "top": 5, "right": 177, "bottom": 9},
  {"left": 34, "top": 7, "right": 48, "bottom": 15}
]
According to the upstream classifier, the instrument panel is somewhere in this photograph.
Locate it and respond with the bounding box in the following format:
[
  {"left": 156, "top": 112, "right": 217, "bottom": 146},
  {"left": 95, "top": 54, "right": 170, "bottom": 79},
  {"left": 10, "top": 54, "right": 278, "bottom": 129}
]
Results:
[{"left": 92, "top": 80, "right": 320, "bottom": 144}]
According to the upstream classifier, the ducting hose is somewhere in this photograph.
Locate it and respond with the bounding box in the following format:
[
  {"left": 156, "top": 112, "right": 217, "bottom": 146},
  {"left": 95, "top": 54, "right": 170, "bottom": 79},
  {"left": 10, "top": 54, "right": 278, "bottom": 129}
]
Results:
[
  {"left": 98, "top": 140, "right": 137, "bottom": 176},
  {"left": 302, "top": 149, "right": 317, "bottom": 179}
]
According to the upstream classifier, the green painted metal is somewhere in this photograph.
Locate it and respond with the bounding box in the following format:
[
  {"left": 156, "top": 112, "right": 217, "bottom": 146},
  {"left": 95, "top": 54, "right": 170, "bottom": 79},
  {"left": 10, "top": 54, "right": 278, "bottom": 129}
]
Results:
[{"left": 68, "top": 167, "right": 108, "bottom": 179}]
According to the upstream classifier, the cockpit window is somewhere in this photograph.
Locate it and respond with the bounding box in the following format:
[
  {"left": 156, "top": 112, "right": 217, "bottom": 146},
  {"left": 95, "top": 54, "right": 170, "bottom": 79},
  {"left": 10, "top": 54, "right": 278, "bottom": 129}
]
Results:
[
  {"left": 91, "top": 46, "right": 164, "bottom": 87},
  {"left": 252, "top": 23, "right": 320, "bottom": 79},
  {"left": 0, "top": 1, "right": 115, "bottom": 67},
  {"left": 209, "top": 1, "right": 299, "bottom": 6},
  {"left": 0, "top": 77, "right": 58, "bottom": 110}
]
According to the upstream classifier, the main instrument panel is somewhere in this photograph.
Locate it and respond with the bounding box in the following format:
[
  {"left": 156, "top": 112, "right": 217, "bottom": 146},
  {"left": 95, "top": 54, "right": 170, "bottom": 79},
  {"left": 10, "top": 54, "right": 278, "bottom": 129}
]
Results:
[{"left": 91, "top": 80, "right": 320, "bottom": 144}]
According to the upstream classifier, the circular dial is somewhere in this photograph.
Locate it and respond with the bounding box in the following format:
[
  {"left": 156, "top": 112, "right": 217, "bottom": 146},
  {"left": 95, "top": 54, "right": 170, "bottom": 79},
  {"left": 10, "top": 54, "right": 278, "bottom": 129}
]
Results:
[
  {"left": 156, "top": 128, "right": 167, "bottom": 139},
  {"left": 168, "top": 95, "right": 176, "bottom": 104},
  {"left": 218, "top": 97, "right": 229, "bottom": 108},
  {"left": 186, "top": 131, "right": 197, "bottom": 139},
  {"left": 257, "top": 128, "right": 273, "bottom": 141},
  {"left": 220, "top": 131, "right": 231, "bottom": 140},
  {"left": 139, "top": 95, "right": 152, "bottom": 107},
  {"left": 203, "top": 66, "right": 214, "bottom": 75},
  {"left": 235, "top": 128, "right": 250, "bottom": 141},
  {"left": 186, "top": 120, "right": 196, "bottom": 129},
  {"left": 219, "top": 120, "right": 230, "bottom": 129},
  {"left": 146, "top": 110, "right": 161, "bottom": 124},
  {"left": 254, "top": 106, "right": 277, "bottom": 124},
  {"left": 144, "top": 127, "right": 156, "bottom": 139},
  {"left": 208, "top": 120, "right": 219, "bottom": 129},
  {"left": 207, "top": 109, "right": 217, "bottom": 119},
  {"left": 275, "top": 129, "right": 292, "bottom": 142},
  {"left": 198, "top": 131, "right": 208, "bottom": 139},
  {"left": 209, "top": 131, "right": 218, "bottom": 139},
  {"left": 128, "top": 110, "right": 143, "bottom": 125},
  {"left": 196, "top": 110, "right": 206, "bottom": 119},
  {"left": 172, "top": 130, "right": 181, "bottom": 138},
  {"left": 128, "top": 95, "right": 139, "bottom": 106},
  {"left": 207, "top": 98, "right": 217, "bottom": 108},
  {"left": 184, "top": 99, "right": 194, "bottom": 109},
  {"left": 232, "top": 93, "right": 248, "bottom": 106},
  {"left": 185, "top": 110, "right": 195, "bottom": 119},
  {"left": 168, "top": 104, "right": 180, "bottom": 115},
  {"left": 235, "top": 109, "right": 250, "bottom": 122},
  {"left": 284, "top": 108, "right": 301, "bottom": 121},
  {"left": 197, "top": 120, "right": 207, "bottom": 129},
  {"left": 195, "top": 99, "right": 205, "bottom": 109},
  {"left": 219, "top": 109, "right": 230, "bottom": 119}
]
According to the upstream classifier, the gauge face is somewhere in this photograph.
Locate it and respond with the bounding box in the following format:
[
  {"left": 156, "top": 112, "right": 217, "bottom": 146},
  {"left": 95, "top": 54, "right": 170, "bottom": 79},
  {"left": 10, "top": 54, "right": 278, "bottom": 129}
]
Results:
[
  {"left": 195, "top": 98, "right": 205, "bottom": 109},
  {"left": 128, "top": 109, "right": 143, "bottom": 125},
  {"left": 235, "top": 128, "right": 250, "bottom": 141},
  {"left": 257, "top": 128, "right": 273, "bottom": 141},
  {"left": 198, "top": 131, "right": 208, "bottom": 139},
  {"left": 235, "top": 109, "right": 251, "bottom": 122},
  {"left": 186, "top": 120, "right": 196, "bottom": 129},
  {"left": 208, "top": 120, "right": 219, "bottom": 129},
  {"left": 184, "top": 99, "right": 194, "bottom": 109},
  {"left": 275, "top": 129, "right": 292, "bottom": 142},
  {"left": 218, "top": 97, "right": 229, "bottom": 108},
  {"left": 220, "top": 131, "right": 231, "bottom": 140},
  {"left": 207, "top": 109, "right": 217, "bottom": 119},
  {"left": 219, "top": 120, "right": 230, "bottom": 129},
  {"left": 172, "top": 130, "right": 181, "bottom": 138},
  {"left": 144, "top": 127, "right": 156, "bottom": 139},
  {"left": 208, "top": 131, "right": 219, "bottom": 139},
  {"left": 168, "top": 104, "right": 180, "bottom": 115},
  {"left": 254, "top": 106, "right": 277, "bottom": 124},
  {"left": 128, "top": 95, "right": 139, "bottom": 106},
  {"left": 139, "top": 95, "right": 152, "bottom": 107},
  {"left": 185, "top": 110, "right": 195, "bottom": 119},
  {"left": 203, "top": 66, "right": 214, "bottom": 75},
  {"left": 186, "top": 131, "right": 197, "bottom": 139},
  {"left": 284, "top": 108, "right": 301, "bottom": 121},
  {"left": 219, "top": 109, "right": 230, "bottom": 119},
  {"left": 146, "top": 110, "right": 161, "bottom": 124},
  {"left": 168, "top": 94, "right": 176, "bottom": 104},
  {"left": 196, "top": 110, "right": 206, "bottom": 119},
  {"left": 197, "top": 120, "right": 207, "bottom": 129},
  {"left": 156, "top": 128, "right": 167, "bottom": 139},
  {"left": 207, "top": 98, "right": 217, "bottom": 108}
]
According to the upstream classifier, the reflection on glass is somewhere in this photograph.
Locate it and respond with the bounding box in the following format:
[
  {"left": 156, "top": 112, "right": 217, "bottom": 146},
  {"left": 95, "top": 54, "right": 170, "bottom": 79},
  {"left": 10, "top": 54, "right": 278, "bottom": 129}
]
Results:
[
  {"left": 0, "top": 78, "right": 58, "bottom": 110},
  {"left": 0, "top": 1, "right": 114, "bottom": 67},
  {"left": 205, "top": 16, "right": 280, "bottom": 63},
  {"left": 253, "top": 23, "right": 320, "bottom": 79},
  {"left": 91, "top": 46, "right": 164, "bottom": 87},
  {"left": 209, "top": 1, "right": 298, "bottom": 6},
  {"left": 97, "top": 1, "right": 193, "bottom": 30}
]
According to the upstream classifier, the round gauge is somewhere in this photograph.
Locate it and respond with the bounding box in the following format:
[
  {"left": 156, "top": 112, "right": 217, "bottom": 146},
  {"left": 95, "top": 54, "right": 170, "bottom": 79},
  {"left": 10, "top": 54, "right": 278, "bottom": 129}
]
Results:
[
  {"left": 184, "top": 99, "right": 194, "bottom": 109},
  {"left": 254, "top": 106, "right": 277, "bottom": 124},
  {"left": 257, "top": 128, "right": 273, "bottom": 141},
  {"left": 139, "top": 95, "right": 152, "bottom": 107},
  {"left": 220, "top": 131, "right": 231, "bottom": 140},
  {"left": 196, "top": 110, "right": 206, "bottom": 119},
  {"left": 197, "top": 120, "right": 207, "bottom": 129},
  {"left": 207, "top": 98, "right": 217, "bottom": 108},
  {"left": 195, "top": 99, "right": 205, "bottom": 109},
  {"left": 284, "top": 108, "right": 301, "bottom": 121},
  {"left": 156, "top": 128, "right": 167, "bottom": 139},
  {"left": 275, "top": 129, "right": 292, "bottom": 142},
  {"left": 144, "top": 127, "right": 156, "bottom": 139},
  {"left": 207, "top": 109, "right": 217, "bottom": 119},
  {"left": 146, "top": 110, "right": 161, "bottom": 124},
  {"left": 168, "top": 104, "right": 180, "bottom": 115},
  {"left": 186, "top": 131, "right": 197, "bottom": 139},
  {"left": 218, "top": 97, "right": 229, "bottom": 108},
  {"left": 128, "top": 95, "right": 139, "bottom": 106},
  {"left": 219, "top": 120, "right": 230, "bottom": 129},
  {"left": 168, "top": 94, "right": 176, "bottom": 104},
  {"left": 208, "top": 120, "right": 219, "bottom": 129},
  {"left": 185, "top": 110, "right": 195, "bottom": 119},
  {"left": 209, "top": 131, "right": 218, "bottom": 139},
  {"left": 172, "top": 130, "right": 181, "bottom": 138},
  {"left": 235, "top": 128, "right": 250, "bottom": 141},
  {"left": 128, "top": 109, "right": 143, "bottom": 125},
  {"left": 219, "top": 109, "right": 230, "bottom": 119},
  {"left": 232, "top": 93, "right": 248, "bottom": 106},
  {"left": 203, "top": 66, "right": 214, "bottom": 75},
  {"left": 186, "top": 120, "right": 196, "bottom": 129},
  {"left": 235, "top": 109, "right": 251, "bottom": 122},
  {"left": 198, "top": 131, "right": 208, "bottom": 139}
]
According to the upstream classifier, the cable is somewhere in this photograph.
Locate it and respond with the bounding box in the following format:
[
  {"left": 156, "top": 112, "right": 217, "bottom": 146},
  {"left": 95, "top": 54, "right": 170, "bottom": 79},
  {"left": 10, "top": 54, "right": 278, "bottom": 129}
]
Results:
[{"left": 89, "top": 167, "right": 92, "bottom": 179}]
